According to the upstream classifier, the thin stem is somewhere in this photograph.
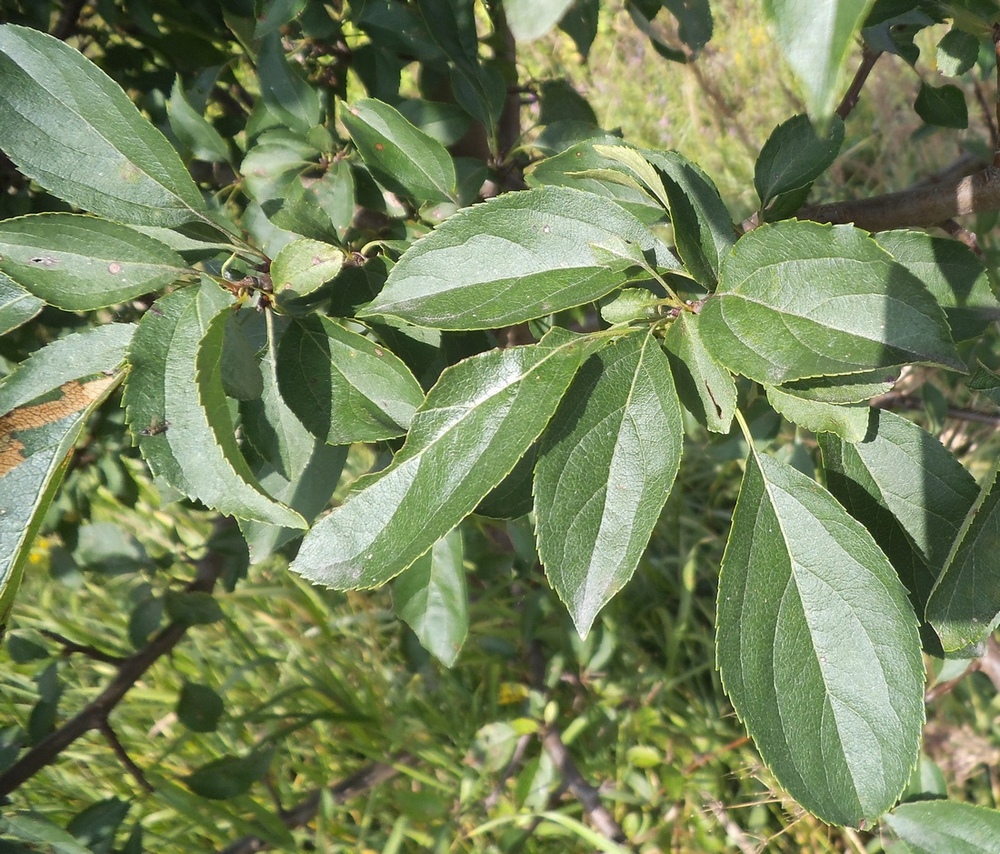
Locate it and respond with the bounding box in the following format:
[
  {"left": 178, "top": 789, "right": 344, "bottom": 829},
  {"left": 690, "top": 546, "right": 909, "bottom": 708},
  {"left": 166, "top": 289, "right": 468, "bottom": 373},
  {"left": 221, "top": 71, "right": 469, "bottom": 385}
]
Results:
[
  {"left": 39, "top": 630, "right": 126, "bottom": 666},
  {"left": 800, "top": 164, "right": 1000, "bottom": 231},
  {"left": 994, "top": 23, "right": 1000, "bottom": 166},
  {"left": 0, "top": 521, "right": 231, "bottom": 798},
  {"left": 836, "top": 45, "right": 882, "bottom": 120}
]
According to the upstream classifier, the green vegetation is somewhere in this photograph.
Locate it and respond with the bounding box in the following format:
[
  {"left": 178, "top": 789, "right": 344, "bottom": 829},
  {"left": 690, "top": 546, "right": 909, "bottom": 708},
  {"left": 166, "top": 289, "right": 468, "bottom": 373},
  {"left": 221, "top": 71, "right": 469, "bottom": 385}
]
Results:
[{"left": 3, "top": 0, "right": 1000, "bottom": 851}]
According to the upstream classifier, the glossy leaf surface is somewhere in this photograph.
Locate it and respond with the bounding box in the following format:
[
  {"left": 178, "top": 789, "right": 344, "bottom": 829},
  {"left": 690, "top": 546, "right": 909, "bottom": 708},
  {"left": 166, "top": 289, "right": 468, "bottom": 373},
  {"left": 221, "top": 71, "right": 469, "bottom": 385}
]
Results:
[
  {"left": 821, "top": 409, "right": 978, "bottom": 614},
  {"left": 717, "top": 447, "right": 924, "bottom": 826},
  {"left": 0, "top": 214, "right": 188, "bottom": 310},
  {"left": 700, "top": 221, "right": 963, "bottom": 384},
  {"left": 290, "top": 329, "right": 590, "bottom": 588},
  {"left": 884, "top": 801, "right": 1000, "bottom": 854},
  {"left": 342, "top": 98, "right": 457, "bottom": 204},
  {"left": 0, "top": 325, "right": 133, "bottom": 626},
  {"left": 535, "top": 331, "right": 683, "bottom": 637},
  {"left": 754, "top": 113, "right": 844, "bottom": 210},
  {"left": 362, "top": 186, "right": 677, "bottom": 330},
  {"left": 0, "top": 24, "right": 209, "bottom": 226},
  {"left": 277, "top": 316, "right": 424, "bottom": 445},
  {"left": 0, "top": 274, "right": 42, "bottom": 335},
  {"left": 123, "top": 284, "right": 305, "bottom": 527},
  {"left": 763, "top": 0, "right": 877, "bottom": 121}
]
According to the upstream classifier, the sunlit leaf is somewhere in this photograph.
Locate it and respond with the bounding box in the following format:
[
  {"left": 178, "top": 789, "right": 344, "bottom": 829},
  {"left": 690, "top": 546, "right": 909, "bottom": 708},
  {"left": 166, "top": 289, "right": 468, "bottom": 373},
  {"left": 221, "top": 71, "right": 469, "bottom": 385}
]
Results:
[
  {"left": 0, "top": 214, "right": 188, "bottom": 310},
  {"left": 123, "top": 283, "right": 305, "bottom": 527},
  {"left": 361, "top": 186, "right": 677, "bottom": 330},
  {"left": 0, "top": 24, "right": 210, "bottom": 226},
  {"left": 717, "top": 445, "right": 924, "bottom": 825},
  {"left": 534, "top": 331, "right": 683, "bottom": 636},
  {"left": 700, "top": 220, "right": 963, "bottom": 384},
  {"left": 763, "top": 0, "right": 877, "bottom": 121},
  {"left": 290, "top": 328, "right": 592, "bottom": 588},
  {"left": 884, "top": 800, "right": 1000, "bottom": 853},
  {"left": 0, "top": 324, "right": 134, "bottom": 626}
]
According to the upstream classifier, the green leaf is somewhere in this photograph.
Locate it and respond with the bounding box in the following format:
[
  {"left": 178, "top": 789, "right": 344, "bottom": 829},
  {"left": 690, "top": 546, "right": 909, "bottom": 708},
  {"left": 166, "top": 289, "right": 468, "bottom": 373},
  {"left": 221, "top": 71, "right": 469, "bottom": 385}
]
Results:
[
  {"left": 504, "top": 0, "right": 576, "bottom": 41},
  {"left": 342, "top": 98, "right": 458, "bottom": 204},
  {"left": 661, "top": 311, "right": 736, "bottom": 432},
  {"left": 937, "top": 27, "right": 980, "bottom": 76},
  {"left": 884, "top": 800, "right": 1000, "bottom": 853},
  {"left": 0, "top": 24, "right": 210, "bottom": 226},
  {"left": 392, "top": 527, "right": 468, "bottom": 666},
  {"left": 290, "top": 328, "right": 591, "bottom": 589},
  {"left": 0, "top": 813, "right": 93, "bottom": 854},
  {"left": 763, "top": 0, "right": 877, "bottom": 122},
  {"left": 926, "top": 466, "right": 1000, "bottom": 651},
  {"left": 534, "top": 331, "right": 683, "bottom": 636},
  {"left": 765, "top": 384, "right": 870, "bottom": 441},
  {"left": 66, "top": 798, "right": 130, "bottom": 854},
  {"left": 700, "top": 221, "right": 964, "bottom": 385},
  {"left": 415, "top": 0, "right": 504, "bottom": 135},
  {"left": 780, "top": 369, "right": 898, "bottom": 404},
  {"left": 754, "top": 114, "right": 845, "bottom": 211},
  {"left": 663, "top": 0, "right": 714, "bottom": 54},
  {"left": 164, "top": 590, "right": 224, "bottom": 626},
  {"left": 186, "top": 747, "right": 274, "bottom": 800},
  {"left": 0, "top": 274, "right": 42, "bottom": 335},
  {"left": 525, "top": 139, "right": 667, "bottom": 224},
  {"left": 915, "top": 81, "right": 968, "bottom": 128},
  {"left": 599, "top": 146, "right": 736, "bottom": 286},
  {"left": 559, "top": 0, "right": 600, "bottom": 59},
  {"left": 277, "top": 315, "right": 424, "bottom": 445},
  {"left": 0, "top": 214, "right": 188, "bottom": 311},
  {"left": 0, "top": 324, "right": 133, "bottom": 626},
  {"left": 717, "top": 446, "right": 924, "bottom": 826},
  {"left": 176, "top": 682, "right": 225, "bottom": 733},
  {"left": 474, "top": 444, "right": 537, "bottom": 519},
  {"left": 270, "top": 238, "right": 344, "bottom": 304},
  {"left": 220, "top": 311, "right": 264, "bottom": 402},
  {"left": 123, "top": 283, "right": 306, "bottom": 527},
  {"left": 167, "top": 75, "right": 230, "bottom": 163},
  {"left": 239, "top": 318, "right": 348, "bottom": 563},
  {"left": 361, "top": 186, "right": 677, "bottom": 330},
  {"left": 874, "top": 229, "right": 999, "bottom": 341},
  {"left": 256, "top": 32, "right": 323, "bottom": 134},
  {"left": 820, "top": 409, "right": 978, "bottom": 619}
]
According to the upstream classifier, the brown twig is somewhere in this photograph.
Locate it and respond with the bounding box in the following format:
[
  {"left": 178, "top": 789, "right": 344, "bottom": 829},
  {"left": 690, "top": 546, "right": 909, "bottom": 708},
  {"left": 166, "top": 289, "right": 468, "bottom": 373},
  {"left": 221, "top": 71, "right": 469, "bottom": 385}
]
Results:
[
  {"left": 0, "top": 522, "right": 231, "bottom": 798},
  {"left": 524, "top": 643, "right": 630, "bottom": 847},
  {"left": 50, "top": 0, "right": 88, "bottom": 40},
  {"left": 837, "top": 45, "right": 882, "bottom": 120},
  {"left": 938, "top": 218, "right": 984, "bottom": 256},
  {"left": 925, "top": 635, "right": 1000, "bottom": 702},
  {"left": 870, "top": 392, "right": 1000, "bottom": 428},
  {"left": 994, "top": 23, "right": 1000, "bottom": 167},
  {"left": 39, "top": 629, "right": 127, "bottom": 666},
  {"left": 99, "top": 720, "right": 153, "bottom": 793},
  {"left": 800, "top": 165, "right": 1000, "bottom": 231},
  {"left": 540, "top": 726, "right": 630, "bottom": 845},
  {"left": 219, "top": 753, "right": 417, "bottom": 854}
]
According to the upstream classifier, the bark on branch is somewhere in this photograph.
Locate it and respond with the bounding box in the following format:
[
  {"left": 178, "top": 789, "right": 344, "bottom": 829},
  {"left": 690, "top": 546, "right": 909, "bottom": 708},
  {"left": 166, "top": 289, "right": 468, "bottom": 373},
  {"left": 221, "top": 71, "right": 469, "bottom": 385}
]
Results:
[
  {"left": 800, "top": 165, "right": 1000, "bottom": 232},
  {"left": 0, "top": 523, "right": 231, "bottom": 798}
]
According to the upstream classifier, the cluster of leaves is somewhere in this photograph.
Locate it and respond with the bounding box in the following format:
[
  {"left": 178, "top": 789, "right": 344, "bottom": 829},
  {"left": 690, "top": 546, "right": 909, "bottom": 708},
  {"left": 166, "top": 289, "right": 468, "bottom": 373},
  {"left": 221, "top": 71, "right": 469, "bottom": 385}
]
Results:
[{"left": 5, "top": 0, "right": 1000, "bottom": 846}]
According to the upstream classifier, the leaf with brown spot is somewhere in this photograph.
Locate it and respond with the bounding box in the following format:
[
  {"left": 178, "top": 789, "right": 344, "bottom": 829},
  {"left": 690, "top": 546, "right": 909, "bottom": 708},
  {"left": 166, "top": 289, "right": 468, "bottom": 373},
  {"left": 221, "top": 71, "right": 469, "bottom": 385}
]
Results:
[{"left": 0, "top": 324, "right": 134, "bottom": 628}]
